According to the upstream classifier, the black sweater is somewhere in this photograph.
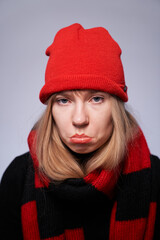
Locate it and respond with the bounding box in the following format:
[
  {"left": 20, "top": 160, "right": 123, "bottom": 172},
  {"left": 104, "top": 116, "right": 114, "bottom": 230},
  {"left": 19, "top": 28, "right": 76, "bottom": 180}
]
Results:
[{"left": 0, "top": 152, "right": 160, "bottom": 239}]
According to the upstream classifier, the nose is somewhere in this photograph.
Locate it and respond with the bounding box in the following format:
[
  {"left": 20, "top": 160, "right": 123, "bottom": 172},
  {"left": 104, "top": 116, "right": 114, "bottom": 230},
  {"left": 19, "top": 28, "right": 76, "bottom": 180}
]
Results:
[{"left": 72, "top": 102, "right": 89, "bottom": 128}]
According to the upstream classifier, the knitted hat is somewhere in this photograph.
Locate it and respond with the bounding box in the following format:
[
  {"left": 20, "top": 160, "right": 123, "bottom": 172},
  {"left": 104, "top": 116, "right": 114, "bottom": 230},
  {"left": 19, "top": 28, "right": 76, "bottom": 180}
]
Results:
[{"left": 39, "top": 23, "right": 128, "bottom": 104}]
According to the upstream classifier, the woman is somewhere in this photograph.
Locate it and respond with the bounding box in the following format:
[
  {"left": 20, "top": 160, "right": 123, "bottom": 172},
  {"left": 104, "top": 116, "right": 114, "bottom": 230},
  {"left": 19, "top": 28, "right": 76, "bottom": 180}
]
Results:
[{"left": 0, "top": 23, "right": 160, "bottom": 240}]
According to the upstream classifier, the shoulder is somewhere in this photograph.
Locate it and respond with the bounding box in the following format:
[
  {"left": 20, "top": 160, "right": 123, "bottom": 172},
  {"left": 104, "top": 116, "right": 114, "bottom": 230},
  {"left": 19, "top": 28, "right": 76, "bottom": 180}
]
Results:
[
  {"left": 150, "top": 155, "right": 160, "bottom": 239},
  {"left": 150, "top": 154, "right": 160, "bottom": 164},
  {"left": 150, "top": 154, "right": 160, "bottom": 198},
  {"left": 0, "top": 152, "right": 33, "bottom": 239},
  {"left": 0, "top": 152, "right": 32, "bottom": 200},
  {"left": 1, "top": 152, "right": 31, "bottom": 182},
  {"left": 150, "top": 154, "right": 160, "bottom": 181}
]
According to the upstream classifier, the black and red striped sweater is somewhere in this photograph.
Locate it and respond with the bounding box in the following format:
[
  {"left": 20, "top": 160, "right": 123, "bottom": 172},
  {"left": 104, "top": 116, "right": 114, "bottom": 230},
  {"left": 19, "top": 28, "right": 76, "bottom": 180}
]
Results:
[{"left": 0, "top": 130, "right": 160, "bottom": 239}]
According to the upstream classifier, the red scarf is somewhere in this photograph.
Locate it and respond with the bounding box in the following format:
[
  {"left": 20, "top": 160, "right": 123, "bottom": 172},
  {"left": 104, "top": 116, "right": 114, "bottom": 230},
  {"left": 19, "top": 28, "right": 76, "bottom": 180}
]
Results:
[{"left": 21, "top": 129, "right": 156, "bottom": 240}]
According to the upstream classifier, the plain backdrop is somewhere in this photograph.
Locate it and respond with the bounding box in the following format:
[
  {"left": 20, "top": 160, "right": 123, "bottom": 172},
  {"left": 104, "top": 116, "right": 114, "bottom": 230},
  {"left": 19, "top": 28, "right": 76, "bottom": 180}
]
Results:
[{"left": 0, "top": 0, "right": 160, "bottom": 178}]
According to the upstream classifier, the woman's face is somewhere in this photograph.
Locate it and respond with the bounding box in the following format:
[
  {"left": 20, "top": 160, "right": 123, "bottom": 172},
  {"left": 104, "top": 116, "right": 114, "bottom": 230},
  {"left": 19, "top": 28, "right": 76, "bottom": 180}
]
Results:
[{"left": 52, "top": 90, "right": 113, "bottom": 154}]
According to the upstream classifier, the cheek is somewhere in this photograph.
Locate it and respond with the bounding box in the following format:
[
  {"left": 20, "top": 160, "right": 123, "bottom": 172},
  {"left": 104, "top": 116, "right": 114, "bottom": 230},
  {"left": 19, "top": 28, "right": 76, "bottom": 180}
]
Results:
[
  {"left": 52, "top": 108, "right": 70, "bottom": 136},
  {"left": 95, "top": 110, "right": 113, "bottom": 137}
]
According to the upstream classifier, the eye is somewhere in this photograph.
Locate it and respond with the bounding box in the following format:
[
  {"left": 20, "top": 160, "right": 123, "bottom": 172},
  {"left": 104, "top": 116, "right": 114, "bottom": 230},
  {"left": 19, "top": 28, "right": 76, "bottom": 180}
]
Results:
[
  {"left": 57, "top": 98, "right": 69, "bottom": 105},
  {"left": 91, "top": 96, "right": 104, "bottom": 103}
]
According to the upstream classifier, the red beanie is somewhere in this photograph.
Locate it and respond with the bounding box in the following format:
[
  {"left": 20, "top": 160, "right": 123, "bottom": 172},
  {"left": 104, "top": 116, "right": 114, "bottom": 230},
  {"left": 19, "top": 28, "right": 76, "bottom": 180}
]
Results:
[{"left": 39, "top": 23, "right": 128, "bottom": 104}]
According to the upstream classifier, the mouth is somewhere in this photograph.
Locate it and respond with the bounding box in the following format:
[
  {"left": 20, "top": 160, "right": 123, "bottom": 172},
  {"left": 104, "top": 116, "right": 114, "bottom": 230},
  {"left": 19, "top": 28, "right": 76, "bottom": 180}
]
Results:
[{"left": 70, "top": 134, "right": 92, "bottom": 144}]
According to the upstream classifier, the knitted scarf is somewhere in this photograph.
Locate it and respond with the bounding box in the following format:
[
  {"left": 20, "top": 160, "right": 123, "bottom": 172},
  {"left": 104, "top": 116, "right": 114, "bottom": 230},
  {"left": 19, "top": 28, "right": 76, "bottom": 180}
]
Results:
[{"left": 21, "top": 129, "right": 156, "bottom": 240}]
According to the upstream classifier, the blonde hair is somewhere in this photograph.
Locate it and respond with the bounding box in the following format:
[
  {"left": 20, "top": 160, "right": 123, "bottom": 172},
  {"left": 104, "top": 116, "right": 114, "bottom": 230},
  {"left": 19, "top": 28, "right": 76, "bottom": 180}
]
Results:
[{"left": 35, "top": 94, "right": 139, "bottom": 181}]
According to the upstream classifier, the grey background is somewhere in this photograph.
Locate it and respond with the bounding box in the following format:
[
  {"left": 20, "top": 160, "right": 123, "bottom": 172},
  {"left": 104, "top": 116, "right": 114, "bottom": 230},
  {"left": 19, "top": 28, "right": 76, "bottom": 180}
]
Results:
[{"left": 0, "top": 0, "right": 160, "bottom": 178}]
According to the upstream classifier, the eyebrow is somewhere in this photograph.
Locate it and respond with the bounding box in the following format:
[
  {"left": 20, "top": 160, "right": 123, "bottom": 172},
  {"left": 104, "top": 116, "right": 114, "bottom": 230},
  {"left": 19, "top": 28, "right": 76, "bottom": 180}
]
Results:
[{"left": 55, "top": 90, "right": 106, "bottom": 97}]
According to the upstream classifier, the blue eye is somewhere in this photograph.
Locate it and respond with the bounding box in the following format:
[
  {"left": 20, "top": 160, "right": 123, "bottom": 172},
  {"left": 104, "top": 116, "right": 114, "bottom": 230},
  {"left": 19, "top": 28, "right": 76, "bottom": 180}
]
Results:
[
  {"left": 92, "top": 96, "right": 104, "bottom": 103},
  {"left": 57, "top": 98, "right": 69, "bottom": 104}
]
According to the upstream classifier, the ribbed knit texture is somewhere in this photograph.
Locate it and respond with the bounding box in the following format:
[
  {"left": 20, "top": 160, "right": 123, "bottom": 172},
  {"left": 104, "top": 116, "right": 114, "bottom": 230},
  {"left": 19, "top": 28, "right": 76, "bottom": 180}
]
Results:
[
  {"left": 39, "top": 23, "right": 128, "bottom": 103},
  {"left": 20, "top": 129, "right": 158, "bottom": 239}
]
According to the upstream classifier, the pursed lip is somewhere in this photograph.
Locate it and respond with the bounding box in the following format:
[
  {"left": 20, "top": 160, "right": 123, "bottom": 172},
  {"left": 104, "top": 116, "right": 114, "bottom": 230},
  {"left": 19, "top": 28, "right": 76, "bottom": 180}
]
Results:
[{"left": 70, "top": 134, "right": 92, "bottom": 144}]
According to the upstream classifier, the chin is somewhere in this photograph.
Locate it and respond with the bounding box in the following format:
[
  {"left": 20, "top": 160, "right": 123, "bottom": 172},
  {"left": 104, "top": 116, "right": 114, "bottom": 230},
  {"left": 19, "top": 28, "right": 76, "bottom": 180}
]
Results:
[
  {"left": 63, "top": 140, "right": 100, "bottom": 154},
  {"left": 69, "top": 145, "right": 97, "bottom": 154},
  {"left": 73, "top": 149, "right": 92, "bottom": 154}
]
